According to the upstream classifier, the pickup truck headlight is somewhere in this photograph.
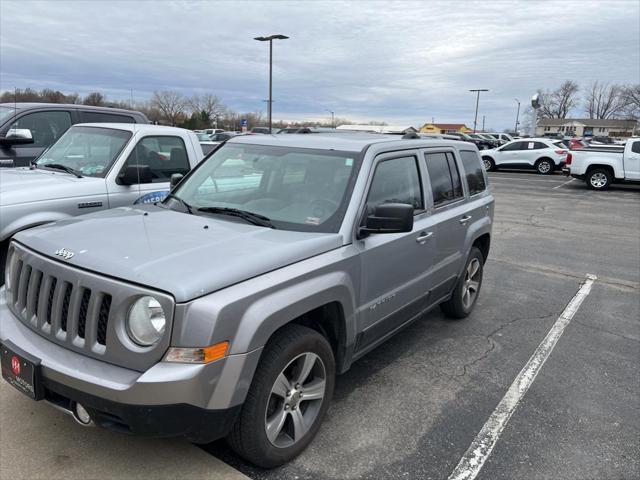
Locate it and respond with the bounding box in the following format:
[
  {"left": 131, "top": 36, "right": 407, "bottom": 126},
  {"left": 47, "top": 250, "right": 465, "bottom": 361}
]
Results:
[{"left": 126, "top": 296, "right": 166, "bottom": 346}]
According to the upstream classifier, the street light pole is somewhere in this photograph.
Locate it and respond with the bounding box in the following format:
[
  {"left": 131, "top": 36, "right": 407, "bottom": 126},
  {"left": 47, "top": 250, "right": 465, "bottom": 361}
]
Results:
[
  {"left": 514, "top": 98, "right": 520, "bottom": 134},
  {"left": 326, "top": 109, "right": 335, "bottom": 128},
  {"left": 469, "top": 89, "right": 489, "bottom": 133},
  {"left": 254, "top": 34, "right": 289, "bottom": 133},
  {"left": 482, "top": 115, "right": 486, "bottom": 132}
]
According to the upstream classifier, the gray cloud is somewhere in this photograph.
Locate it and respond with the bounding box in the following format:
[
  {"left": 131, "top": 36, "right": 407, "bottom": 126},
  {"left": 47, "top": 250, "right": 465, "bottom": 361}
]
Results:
[{"left": 1, "top": 0, "right": 638, "bottom": 129}]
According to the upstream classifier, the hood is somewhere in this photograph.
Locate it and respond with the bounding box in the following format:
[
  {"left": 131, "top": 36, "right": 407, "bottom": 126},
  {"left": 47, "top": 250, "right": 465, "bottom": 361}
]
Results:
[
  {"left": 14, "top": 205, "right": 344, "bottom": 302},
  {"left": 0, "top": 167, "right": 104, "bottom": 206}
]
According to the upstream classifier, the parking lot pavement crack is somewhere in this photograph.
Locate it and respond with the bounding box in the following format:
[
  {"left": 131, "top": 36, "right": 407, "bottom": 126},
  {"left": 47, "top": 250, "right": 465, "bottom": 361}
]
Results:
[
  {"left": 487, "top": 313, "right": 556, "bottom": 340},
  {"left": 572, "top": 319, "right": 640, "bottom": 343},
  {"left": 457, "top": 337, "right": 497, "bottom": 378}
]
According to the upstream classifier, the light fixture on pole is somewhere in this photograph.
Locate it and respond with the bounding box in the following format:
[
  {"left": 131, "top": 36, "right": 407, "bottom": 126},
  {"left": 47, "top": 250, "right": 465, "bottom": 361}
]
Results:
[
  {"left": 469, "top": 89, "right": 488, "bottom": 133},
  {"left": 514, "top": 98, "right": 521, "bottom": 134},
  {"left": 325, "top": 109, "right": 335, "bottom": 128},
  {"left": 254, "top": 34, "right": 289, "bottom": 133}
]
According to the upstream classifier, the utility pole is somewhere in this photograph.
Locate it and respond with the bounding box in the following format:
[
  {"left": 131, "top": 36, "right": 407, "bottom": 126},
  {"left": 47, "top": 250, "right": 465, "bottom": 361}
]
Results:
[
  {"left": 469, "top": 89, "right": 489, "bottom": 133},
  {"left": 326, "top": 109, "right": 335, "bottom": 128},
  {"left": 514, "top": 98, "right": 521, "bottom": 134},
  {"left": 482, "top": 115, "right": 486, "bottom": 132},
  {"left": 254, "top": 34, "right": 289, "bottom": 133}
]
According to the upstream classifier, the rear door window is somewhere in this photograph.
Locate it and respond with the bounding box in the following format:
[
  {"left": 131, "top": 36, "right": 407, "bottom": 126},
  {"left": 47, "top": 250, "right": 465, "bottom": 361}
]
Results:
[
  {"left": 80, "top": 111, "right": 136, "bottom": 123},
  {"left": 460, "top": 150, "right": 487, "bottom": 196},
  {"left": 631, "top": 141, "right": 640, "bottom": 154},
  {"left": 424, "top": 152, "right": 465, "bottom": 207}
]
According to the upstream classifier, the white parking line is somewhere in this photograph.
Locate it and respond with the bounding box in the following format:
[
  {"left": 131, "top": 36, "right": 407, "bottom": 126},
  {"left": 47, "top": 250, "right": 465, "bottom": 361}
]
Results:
[
  {"left": 552, "top": 178, "right": 576, "bottom": 189},
  {"left": 447, "top": 274, "right": 598, "bottom": 480}
]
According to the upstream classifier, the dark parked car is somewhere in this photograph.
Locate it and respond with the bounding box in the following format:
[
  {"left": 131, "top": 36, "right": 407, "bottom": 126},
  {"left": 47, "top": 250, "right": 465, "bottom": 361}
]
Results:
[{"left": 0, "top": 103, "right": 149, "bottom": 167}]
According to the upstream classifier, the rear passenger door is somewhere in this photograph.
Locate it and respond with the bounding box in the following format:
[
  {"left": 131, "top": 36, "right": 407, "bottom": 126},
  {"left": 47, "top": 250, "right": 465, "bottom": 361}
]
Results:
[
  {"left": 107, "top": 134, "right": 191, "bottom": 206},
  {"left": 421, "top": 150, "right": 469, "bottom": 300},
  {"left": 356, "top": 151, "right": 437, "bottom": 352}
]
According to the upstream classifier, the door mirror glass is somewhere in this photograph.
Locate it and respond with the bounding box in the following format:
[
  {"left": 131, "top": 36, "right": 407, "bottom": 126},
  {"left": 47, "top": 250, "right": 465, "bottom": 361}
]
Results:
[
  {"left": 360, "top": 203, "right": 414, "bottom": 236},
  {"left": 118, "top": 165, "right": 153, "bottom": 185}
]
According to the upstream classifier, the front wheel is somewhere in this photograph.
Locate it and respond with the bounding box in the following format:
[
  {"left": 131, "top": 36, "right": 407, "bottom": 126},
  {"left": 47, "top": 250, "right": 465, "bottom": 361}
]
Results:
[
  {"left": 440, "top": 247, "right": 484, "bottom": 319},
  {"left": 587, "top": 168, "right": 612, "bottom": 190},
  {"left": 482, "top": 157, "right": 496, "bottom": 172},
  {"left": 227, "top": 324, "right": 335, "bottom": 468}
]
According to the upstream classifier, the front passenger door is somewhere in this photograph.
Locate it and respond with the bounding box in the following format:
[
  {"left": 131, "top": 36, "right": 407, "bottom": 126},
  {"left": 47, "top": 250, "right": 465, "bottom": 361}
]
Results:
[{"left": 356, "top": 153, "right": 437, "bottom": 352}]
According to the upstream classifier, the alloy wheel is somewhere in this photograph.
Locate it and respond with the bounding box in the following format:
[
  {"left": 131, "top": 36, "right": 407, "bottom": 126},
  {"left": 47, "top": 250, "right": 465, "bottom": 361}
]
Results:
[
  {"left": 264, "top": 352, "right": 326, "bottom": 448},
  {"left": 538, "top": 161, "right": 552, "bottom": 174},
  {"left": 483, "top": 159, "right": 492, "bottom": 171},
  {"left": 590, "top": 172, "right": 608, "bottom": 188},
  {"left": 462, "top": 258, "right": 481, "bottom": 310}
]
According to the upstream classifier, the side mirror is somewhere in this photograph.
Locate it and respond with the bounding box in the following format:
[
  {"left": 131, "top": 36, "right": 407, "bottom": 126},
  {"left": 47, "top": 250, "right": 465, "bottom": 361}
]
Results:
[
  {"left": 170, "top": 173, "right": 184, "bottom": 189},
  {"left": 0, "top": 128, "right": 34, "bottom": 146},
  {"left": 359, "top": 203, "right": 414, "bottom": 238},
  {"left": 118, "top": 165, "right": 153, "bottom": 185}
]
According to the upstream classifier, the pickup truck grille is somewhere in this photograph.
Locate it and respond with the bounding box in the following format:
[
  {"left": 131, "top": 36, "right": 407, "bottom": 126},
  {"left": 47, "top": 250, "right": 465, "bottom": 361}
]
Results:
[
  {"left": 5, "top": 242, "right": 175, "bottom": 372},
  {"left": 9, "top": 257, "right": 113, "bottom": 349}
]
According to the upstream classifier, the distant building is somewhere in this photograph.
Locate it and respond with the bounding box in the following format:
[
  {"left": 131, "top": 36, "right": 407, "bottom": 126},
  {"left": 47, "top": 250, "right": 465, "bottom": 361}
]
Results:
[
  {"left": 535, "top": 118, "right": 637, "bottom": 137},
  {"left": 336, "top": 124, "right": 417, "bottom": 134},
  {"left": 419, "top": 123, "right": 472, "bottom": 134}
]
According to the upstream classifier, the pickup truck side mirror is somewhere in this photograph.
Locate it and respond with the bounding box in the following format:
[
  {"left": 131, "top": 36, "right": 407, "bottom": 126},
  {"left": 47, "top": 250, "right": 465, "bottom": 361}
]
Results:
[
  {"left": 170, "top": 173, "right": 184, "bottom": 190},
  {"left": 0, "top": 128, "right": 34, "bottom": 147},
  {"left": 118, "top": 165, "right": 153, "bottom": 185},
  {"left": 358, "top": 203, "right": 414, "bottom": 238}
]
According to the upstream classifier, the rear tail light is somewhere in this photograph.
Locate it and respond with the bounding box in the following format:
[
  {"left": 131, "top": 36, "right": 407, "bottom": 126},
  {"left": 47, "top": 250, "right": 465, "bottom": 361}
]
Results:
[
  {"left": 555, "top": 149, "right": 567, "bottom": 155},
  {"left": 566, "top": 153, "right": 572, "bottom": 165}
]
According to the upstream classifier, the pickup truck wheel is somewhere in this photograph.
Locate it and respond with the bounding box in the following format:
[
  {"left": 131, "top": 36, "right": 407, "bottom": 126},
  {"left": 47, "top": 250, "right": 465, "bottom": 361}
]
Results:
[
  {"left": 535, "top": 158, "right": 554, "bottom": 175},
  {"left": 482, "top": 157, "right": 496, "bottom": 171},
  {"left": 227, "top": 324, "right": 335, "bottom": 468},
  {"left": 440, "top": 247, "right": 484, "bottom": 319},
  {"left": 587, "top": 168, "right": 612, "bottom": 190}
]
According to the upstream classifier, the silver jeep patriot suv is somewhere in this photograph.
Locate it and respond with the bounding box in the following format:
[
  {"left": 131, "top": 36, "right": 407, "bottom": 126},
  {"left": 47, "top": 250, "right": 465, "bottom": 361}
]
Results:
[{"left": 1, "top": 133, "right": 493, "bottom": 467}]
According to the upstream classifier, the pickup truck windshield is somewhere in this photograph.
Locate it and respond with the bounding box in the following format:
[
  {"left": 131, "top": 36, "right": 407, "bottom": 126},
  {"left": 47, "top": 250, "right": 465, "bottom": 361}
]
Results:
[
  {"left": 35, "top": 126, "right": 132, "bottom": 177},
  {"left": 172, "top": 143, "right": 361, "bottom": 233}
]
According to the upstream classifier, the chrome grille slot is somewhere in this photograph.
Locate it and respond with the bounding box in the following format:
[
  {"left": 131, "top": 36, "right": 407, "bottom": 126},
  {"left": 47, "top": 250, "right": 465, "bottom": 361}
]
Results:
[{"left": 5, "top": 242, "right": 175, "bottom": 371}]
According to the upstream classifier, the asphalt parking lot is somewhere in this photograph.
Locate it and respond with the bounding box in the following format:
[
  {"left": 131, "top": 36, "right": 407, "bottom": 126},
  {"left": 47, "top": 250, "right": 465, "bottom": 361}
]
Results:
[{"left": 1, "top": 170, "right": 638, "bottom": 480}]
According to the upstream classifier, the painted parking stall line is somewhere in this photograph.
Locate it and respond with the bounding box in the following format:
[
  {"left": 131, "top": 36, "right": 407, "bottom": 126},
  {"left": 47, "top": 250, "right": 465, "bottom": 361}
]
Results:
[
  {"left": 552, "top": 178, "right": 576, "bottom": 189},
  {"left": 448, "top": 274, "right": 598, "bottom": 480}
]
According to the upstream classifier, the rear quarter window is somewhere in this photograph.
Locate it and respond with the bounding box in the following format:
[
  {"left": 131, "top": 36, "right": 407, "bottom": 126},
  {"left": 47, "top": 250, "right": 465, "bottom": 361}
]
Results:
[
  {"left": 81, "top": 111, "right": 136, "bottom": 123},
  {"left": 460, "top": 150, "right": 487, "bottom": 196}
]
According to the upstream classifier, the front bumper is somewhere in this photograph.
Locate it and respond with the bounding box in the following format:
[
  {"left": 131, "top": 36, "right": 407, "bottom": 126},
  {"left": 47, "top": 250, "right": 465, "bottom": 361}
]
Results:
[{"left": 0, "top": 290, "right": 261, "bottom": 442}]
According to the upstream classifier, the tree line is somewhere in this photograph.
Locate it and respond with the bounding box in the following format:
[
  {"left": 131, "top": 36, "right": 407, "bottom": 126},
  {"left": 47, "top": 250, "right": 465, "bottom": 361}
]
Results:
[{"left": 537, "top": 81, "right": 639, "bottom": 120}]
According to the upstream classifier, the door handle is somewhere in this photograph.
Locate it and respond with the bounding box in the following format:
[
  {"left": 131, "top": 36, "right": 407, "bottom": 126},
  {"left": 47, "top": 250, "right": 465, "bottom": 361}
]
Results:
[
  {"left": 416, "top": 232, "right": 434, "bottom": 244},
  {"left": 459, "top": 215, "right": 472, "bottom": 225}
]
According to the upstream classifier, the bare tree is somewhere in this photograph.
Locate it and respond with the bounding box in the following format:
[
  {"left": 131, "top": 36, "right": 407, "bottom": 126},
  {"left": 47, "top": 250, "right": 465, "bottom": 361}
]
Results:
[
  {"left": 538, "top": 80, "right": 580, "bottom": 118},
  {"left": 620, "top": 84, "right": 640, "bottom": 121},
  {"left": 584, "top": 82, "right": 626, "bottom": 119},
  {"left": 189, "top": 93, "right": 227, "bottom": 126},
  {"left": 83, "top": 92, "right": 105, "bottom": 106},
  {"left": 151, "top": 90, "right": 186, "bottom": 125}
]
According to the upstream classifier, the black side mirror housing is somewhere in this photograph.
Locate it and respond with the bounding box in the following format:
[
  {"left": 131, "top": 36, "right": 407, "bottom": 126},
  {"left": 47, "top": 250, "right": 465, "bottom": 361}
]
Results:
[
  {"left": 118, "top": 165, "right": 153, "bottom": 185},
  {"left": 170, "top": 173, "right": 184, "bottom": 189},
  {"left": 358, "top": 203, "right": 414, "bottom": 238}
]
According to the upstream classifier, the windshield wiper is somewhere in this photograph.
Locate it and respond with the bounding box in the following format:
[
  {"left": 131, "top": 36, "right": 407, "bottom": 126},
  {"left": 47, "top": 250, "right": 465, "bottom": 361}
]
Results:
[
  {"left": 41, "top": 163, "right": 83, "bottom": 178},
  {"left": 198, "top": 207, "right": 274, "bottom": 228},
  {"left": 165, "top": 193, "right": 193, "bottom": 214}
]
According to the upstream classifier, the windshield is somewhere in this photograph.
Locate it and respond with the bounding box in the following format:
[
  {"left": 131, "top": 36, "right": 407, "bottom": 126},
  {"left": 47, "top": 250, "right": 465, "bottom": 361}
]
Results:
[
  {"left": 36, "top": 126, "right": 132, "bottom": 177},
  {"left": 171, "top": 143, "right": 361, "bottom": 232},
  {"left": 0, "top": 106, "right": 17, "bottom": 123}
]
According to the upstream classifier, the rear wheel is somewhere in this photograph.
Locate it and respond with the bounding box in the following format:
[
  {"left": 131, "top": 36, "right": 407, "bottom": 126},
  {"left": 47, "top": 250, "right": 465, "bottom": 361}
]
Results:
[
  {"left": 535, "top": 158, "right": 554, "bottom": 175},
  {"left": 440, "top": 247, "right": 484, "bottom": 319},
  {"left": 482, "top": 157, "right": 496, "bottom": 171},
  {"left": 587, "top": 168, "right": 612, "bottom": 190},
  {"left": 227, "top": 324, "right": 335, "bottom": 468}
]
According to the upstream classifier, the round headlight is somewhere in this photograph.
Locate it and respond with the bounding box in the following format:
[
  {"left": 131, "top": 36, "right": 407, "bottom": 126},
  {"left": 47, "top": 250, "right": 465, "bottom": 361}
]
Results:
[{"left": 126, "top": 296, "right": 166, "bottom": 346}]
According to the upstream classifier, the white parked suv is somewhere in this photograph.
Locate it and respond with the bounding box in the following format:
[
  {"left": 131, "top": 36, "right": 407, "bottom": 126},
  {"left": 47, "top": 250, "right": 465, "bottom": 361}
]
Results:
[{"left": 481, "top": 138, "right": 568, "bottom": 174}]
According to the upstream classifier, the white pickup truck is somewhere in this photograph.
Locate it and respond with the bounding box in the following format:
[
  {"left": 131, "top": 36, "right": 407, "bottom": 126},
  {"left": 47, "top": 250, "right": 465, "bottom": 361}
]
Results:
[
  {"left": 563, "top": 137, "right": 640, "bottom": 190},
  {"left": 0, "top": 123, "right": 204, "bottom": 282}
]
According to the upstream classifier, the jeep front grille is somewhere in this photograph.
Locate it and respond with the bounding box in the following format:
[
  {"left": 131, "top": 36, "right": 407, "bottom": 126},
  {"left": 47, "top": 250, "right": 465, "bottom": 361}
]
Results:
[{"left": 10, "top": 259, "right": 113, "bottom": 348}]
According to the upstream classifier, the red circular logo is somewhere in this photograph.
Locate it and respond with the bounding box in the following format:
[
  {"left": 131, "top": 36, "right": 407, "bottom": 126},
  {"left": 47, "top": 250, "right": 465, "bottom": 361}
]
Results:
[{"left": 11, "top": 356, "right": 21, "bottom": 376}]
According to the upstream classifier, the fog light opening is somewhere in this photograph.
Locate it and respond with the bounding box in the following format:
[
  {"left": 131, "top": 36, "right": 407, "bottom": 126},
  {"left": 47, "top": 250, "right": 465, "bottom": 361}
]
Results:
[{"left": 71, "top": 402, "right": 94, "bottom": 426}]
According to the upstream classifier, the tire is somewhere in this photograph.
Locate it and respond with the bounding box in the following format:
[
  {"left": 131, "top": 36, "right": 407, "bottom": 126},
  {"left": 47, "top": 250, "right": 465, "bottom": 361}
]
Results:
[
  {"left": 587, "top": 168, "right": 612, "bottom": 190},
  {"left": 440, "top": 247, "right": 484, "bottom": 319},
  {"left": 482, "top": 157, "right": 496, "bottom": 172},
  {"left": 227, "top": 324, "right": 335, "bottom": 468},
  {"left": 535, "top": 158, "right": 554, "bottom": 175}
]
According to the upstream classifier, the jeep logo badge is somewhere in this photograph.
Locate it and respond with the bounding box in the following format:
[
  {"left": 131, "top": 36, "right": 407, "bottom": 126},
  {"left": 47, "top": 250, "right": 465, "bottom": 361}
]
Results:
[{"left": 55, "top": 248, "right": 75, "bottom": 260}]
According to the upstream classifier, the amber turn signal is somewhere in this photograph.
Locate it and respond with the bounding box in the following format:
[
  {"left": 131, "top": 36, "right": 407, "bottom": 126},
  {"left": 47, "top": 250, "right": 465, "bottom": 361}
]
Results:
[{"left": 164, "top": 341, "right": 229, "bottom": 364}]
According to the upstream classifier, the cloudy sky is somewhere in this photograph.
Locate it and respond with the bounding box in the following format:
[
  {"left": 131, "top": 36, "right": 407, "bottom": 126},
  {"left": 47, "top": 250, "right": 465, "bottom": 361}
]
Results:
[{"left": 1, "top": 0, "right": 638, "bottom": 129}]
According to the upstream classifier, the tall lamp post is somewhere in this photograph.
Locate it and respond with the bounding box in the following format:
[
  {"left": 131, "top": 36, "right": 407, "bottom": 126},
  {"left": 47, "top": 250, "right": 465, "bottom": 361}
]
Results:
[
  {"left": 254, "top": 34, "right": 289, "bottom": 133},
  {"left": 469, "top": 88, "right": 489, "bottom": 133},
  {"left": 514, "top": 98, "right": 521, "bottom": 134},
  {"left": 326, "top": 109, "right": 335, "bottom": 128}
]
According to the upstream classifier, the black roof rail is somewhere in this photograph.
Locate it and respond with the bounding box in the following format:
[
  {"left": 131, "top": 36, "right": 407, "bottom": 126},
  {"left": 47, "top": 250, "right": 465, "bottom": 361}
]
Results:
[{"left": 402, "top": 132, "right": 420, "bottom": 139}]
